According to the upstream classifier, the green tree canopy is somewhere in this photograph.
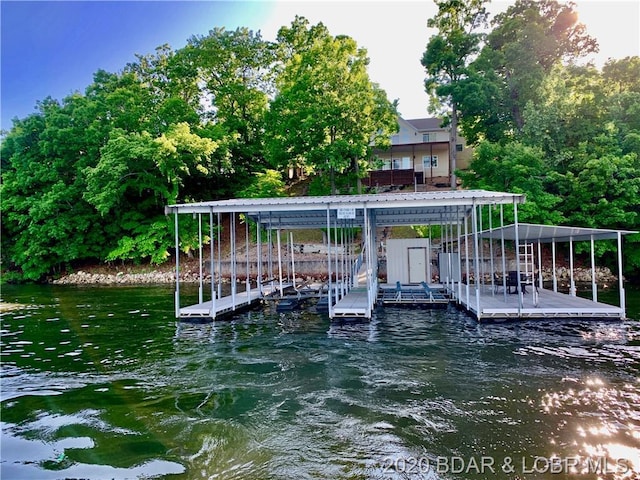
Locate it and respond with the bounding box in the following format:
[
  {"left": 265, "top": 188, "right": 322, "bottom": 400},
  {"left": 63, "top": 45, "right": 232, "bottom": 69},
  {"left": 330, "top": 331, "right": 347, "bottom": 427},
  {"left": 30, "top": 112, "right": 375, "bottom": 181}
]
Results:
[
  {"left": 421, "top": 0, "right": 488, "bottom": 187},
  {"left": 265, "top": 16, "right": 397, "bottom": 194}
]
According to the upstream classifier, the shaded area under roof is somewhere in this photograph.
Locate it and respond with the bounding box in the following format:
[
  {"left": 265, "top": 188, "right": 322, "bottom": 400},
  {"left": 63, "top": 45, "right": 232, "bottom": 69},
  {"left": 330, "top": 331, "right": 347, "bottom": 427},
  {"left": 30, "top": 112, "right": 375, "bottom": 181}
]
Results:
[
  {"left": 405, "top": 118, "right": 444, "bottom": 131},
  {"left": 479, "top": 223, "right": 638, "bottom": 242},
  {"left": 166, "top": 190, "right": 525, "bottom": 230}
]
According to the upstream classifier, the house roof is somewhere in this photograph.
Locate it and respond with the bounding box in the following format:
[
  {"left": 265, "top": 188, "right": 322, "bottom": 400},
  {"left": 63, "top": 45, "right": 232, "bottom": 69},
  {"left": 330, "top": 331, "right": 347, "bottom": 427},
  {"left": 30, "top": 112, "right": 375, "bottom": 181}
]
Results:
[{"left": 405, "top": 118, "right": 445, "bottom": 131}]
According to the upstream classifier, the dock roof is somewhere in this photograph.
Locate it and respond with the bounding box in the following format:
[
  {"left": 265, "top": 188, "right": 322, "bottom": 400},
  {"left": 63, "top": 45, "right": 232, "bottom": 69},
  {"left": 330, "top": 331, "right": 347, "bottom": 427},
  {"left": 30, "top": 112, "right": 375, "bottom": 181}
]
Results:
[
  {"left": 166, "top": 190, "right": 525, "bottom": 229},
  {"left": 479, "top": 223, "right": 638, "bottom": 242}
]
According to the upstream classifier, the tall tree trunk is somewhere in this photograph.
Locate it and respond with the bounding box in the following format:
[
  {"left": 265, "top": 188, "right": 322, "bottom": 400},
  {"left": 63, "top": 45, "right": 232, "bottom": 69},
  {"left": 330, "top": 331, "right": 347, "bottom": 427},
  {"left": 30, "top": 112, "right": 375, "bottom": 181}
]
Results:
[
  {"left": 330, "top": 166, "right": 336, "bottom": 195},
  {"left": 354, "top": 157, "right": 362, "bottom": 194},
  {"left": 450, "top": 102, "right": 458, "bottom": 189}
]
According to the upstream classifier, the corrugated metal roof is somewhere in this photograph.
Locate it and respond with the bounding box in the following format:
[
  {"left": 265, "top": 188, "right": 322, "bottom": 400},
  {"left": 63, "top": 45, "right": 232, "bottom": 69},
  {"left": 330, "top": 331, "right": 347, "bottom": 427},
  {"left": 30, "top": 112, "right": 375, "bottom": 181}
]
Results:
[
  {"left": 166, "top": 190, "right": 525, "bottom": 229},
  {"left": 478, "top": 223, "right": 637, "bottom": 242}
]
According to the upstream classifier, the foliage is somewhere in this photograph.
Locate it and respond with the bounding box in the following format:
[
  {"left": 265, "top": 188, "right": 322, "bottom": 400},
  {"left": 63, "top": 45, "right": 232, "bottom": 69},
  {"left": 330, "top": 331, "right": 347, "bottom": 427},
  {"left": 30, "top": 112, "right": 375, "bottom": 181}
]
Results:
[
  {"left": 266, "top": 17, "right": 398, "bottom": 194},
  {"left": 2, "top": 9, "right": 639, "bottom": 281},
  {"left": 458, "top": 0, "right": 597, "bottom": 144},
  {"left": 238, "top": 169, "right": 287, "bottom": 199},
  {"left": 421, "top": 0, "right": 488, "bottom": 187}
]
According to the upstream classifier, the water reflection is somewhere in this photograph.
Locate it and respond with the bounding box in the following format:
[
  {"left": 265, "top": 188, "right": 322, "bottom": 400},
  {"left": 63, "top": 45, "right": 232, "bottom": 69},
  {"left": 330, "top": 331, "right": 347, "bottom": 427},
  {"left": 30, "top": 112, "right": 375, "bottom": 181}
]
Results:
[{"left": 1, "top": 284, "right": 639, "bottom": 479}]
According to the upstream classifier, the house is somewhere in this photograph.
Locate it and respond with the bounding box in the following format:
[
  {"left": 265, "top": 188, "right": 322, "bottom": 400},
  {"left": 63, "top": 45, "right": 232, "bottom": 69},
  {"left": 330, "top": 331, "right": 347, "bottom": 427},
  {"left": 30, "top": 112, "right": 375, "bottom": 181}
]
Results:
[{"left": 365, "top": 117, "right": 473, "bottom": 188}]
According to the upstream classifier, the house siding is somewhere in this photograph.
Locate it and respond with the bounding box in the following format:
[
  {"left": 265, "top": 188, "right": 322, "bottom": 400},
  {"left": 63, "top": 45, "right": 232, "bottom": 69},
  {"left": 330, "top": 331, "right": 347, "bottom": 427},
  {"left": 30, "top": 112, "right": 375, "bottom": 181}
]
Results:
[{"left": 370, "top": 116, "right": 472, "bottom": 186}]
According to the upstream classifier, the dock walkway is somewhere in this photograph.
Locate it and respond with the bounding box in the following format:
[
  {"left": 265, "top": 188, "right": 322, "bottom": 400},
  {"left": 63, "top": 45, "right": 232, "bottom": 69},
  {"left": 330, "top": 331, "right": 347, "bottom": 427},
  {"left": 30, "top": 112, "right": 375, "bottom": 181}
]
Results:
[{"left": 332, "top": 288, "right": 371, "bottom": 318}]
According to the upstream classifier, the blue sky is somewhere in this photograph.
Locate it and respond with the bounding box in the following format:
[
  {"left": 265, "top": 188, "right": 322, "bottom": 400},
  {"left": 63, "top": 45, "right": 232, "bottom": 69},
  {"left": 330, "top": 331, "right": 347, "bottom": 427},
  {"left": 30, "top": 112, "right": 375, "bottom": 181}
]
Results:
[
  {"left": 1, "top": 1, "right": 269, "bottom": 130},
  {"left": 1, "top": 1, "right": 639, "bottom": 131}
]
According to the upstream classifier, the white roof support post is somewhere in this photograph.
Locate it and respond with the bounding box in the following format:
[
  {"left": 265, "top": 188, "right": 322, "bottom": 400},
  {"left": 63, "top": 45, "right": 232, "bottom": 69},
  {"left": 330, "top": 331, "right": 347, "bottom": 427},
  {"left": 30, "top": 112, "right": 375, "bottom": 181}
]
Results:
[
  {"left": 618, "top": 231, "right": 626, "bottom": 318},
  {"left": 489, "top": 205, "right": 495, "bottom": 296},
  {"left": 590, "top": 234, "right": 598, "bottom": 304},
  {"left": 537, "top": 241, "right": 543, "bottom": 291},
  {"left": 198, "top": 213, "right": 203, "bottom": 306},
  {"left": 256, "top": 215, "right": 263, "bottom": 297},
  {"left": 552, "top": 240, "right": 558, "bottom": 293},
  {"left": 174, "top": 212, "right": 180, "bottom": 318},
  {"left": 464, "top": 208, "right": 470, "bottom": 308},
  {"left": 478, "top": 203, "right": 484, "bottom": 292},
  {"left": 209, "top": 210, "right": 216, "bottom": 318},
  {"left": 276, "top": 228, "right": 283, "bottom": 297},
  {"left": 500, "top": 204, "right": 507, "bottom": 303},
  {"left": 334, "top": 226, "right": 340, "bottom": 300},
  {"left": 245, "top": 216, "right": 250, "bottom": 294},
  {"left": 231, "top": 212, "right": 237, "bottom": 309},
  {"left": 267, "top": 217, "right": 273, "bottom": 293},
  {"left": 569, "top": 236, "right": 576, "bottom": 296},
  {"left": 326, "top": 205, "right": 333, "bottom": 318},
  {"left": 456, "top": 207, "right": 462, "bottom": 302},
  {"left": 513, "top": 200, "right": 523, "bottom": 315},
  {"left": 290, "top": 231, "right": 296, "bottom": 289},
  {"left": 472, "top": 200, "right": 481, "bottom": 319},
  {"left": 217, "top": 212, "right": 222, "bottom": 301}
]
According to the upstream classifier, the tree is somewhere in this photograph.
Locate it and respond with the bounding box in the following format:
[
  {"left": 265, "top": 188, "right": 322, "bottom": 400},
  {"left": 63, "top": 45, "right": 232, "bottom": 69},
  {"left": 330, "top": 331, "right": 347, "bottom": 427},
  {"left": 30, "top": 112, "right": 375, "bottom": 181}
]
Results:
[
  {"left": 421, "top": 0, "right": 488, "bottom": 188},
  {"left": 182, "top": 27, "right": 276, "bottom": 194},
  {"left": 265, "top": 17, "right": 397, "bottom": 194},
  {"left": 458, "top": 0, "right": 597, "bottom": 143},
  {"left": 457, "top": 141, "right": 564, "bottom": 224}
]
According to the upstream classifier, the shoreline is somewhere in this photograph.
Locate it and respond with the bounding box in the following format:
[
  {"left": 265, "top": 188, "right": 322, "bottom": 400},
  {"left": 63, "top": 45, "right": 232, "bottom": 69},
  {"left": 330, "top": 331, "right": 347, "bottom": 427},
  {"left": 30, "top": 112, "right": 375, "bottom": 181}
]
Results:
[{"left": 49, "top": 262, "right": 620, "bottom": 290}]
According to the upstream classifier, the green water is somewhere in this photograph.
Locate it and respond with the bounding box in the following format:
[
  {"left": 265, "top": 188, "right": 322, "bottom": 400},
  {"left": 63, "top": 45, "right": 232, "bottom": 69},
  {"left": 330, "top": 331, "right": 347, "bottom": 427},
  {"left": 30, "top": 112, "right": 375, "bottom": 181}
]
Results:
[{"left": 1, "top": 284, "right": 639, "bottom": 479}]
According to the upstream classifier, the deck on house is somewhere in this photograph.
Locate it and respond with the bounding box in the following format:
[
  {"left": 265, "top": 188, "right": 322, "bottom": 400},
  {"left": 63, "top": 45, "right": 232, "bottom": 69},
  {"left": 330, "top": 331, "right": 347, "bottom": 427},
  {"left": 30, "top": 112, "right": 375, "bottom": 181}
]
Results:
[{"left": 455, "top": 285, "right": 624, "bottom": 321}]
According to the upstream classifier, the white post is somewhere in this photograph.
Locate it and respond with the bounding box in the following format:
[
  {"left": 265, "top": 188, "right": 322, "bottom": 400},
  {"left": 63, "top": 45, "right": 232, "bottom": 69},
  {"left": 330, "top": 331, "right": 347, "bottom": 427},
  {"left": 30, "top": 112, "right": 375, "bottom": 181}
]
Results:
[
  {"left": 217, "top": 212, "right": 222, "bottom": 301},
  {"left": 231, "top": 212, "right": 237, "bottom": 308},
  {"left": 489, "top": 206, "right": 495, "bottom": 296},
  {"left": 334, "top": 226, "right": 340, "bottom": 299},
  {"left": 257, "top": 217, "right": 262, "bottom": 297},
  {"left": 552, "top": 240, "right": 558, "bottom": 293},
  {"left": 464, "top": 209, "right": 470, "bottom": 308},
  {"left": 276, "top": 229, "right": 283, "bottom": 297},
  {"left": 210, "top": 210, "right": 216, "bottom": 318},
  {"left": 590, "top": 234, "right": 598, "bottom": 303},
  {"left": 174, "top": 212, "right": 180, "bottom": 318},
  {"left": 290, "top": 231, "right": 296, "bottom": 289},
  {"left": 458, "top": 205, "right": 466, "bottom": 303},
  {"left": 472, "top": 202, "right": 481, "bottom": 319},
  {"left": 198, "top": 213, "right": 203, "bottom": 305},
  {"left": 327, "top": 206, "right": 333, "bottom": 318},
  {"left": 500, "top": 204, "right": 507, "bottom": 302},
  {"left": 618, "top": 232, "right": 626, "bottom": 318},
  {"left": 537, "top": 242, "right": 543, "bottom": 291},
  {"left": 569, "top": 237, "right": 576, "bottom": 296},
  {"left": 513, "top": 200, "right": 523, "bottom": 315},
  {"left": 245, "top": 216, "right": 250, "bottom": 295}
]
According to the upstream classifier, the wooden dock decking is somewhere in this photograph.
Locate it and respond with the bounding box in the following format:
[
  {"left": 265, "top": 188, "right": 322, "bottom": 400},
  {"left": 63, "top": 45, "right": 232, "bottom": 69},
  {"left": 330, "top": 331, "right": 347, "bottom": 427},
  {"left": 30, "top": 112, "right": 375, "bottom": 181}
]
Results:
[{"left": 456, "top": 285, "right": 624, "bottom": 321}]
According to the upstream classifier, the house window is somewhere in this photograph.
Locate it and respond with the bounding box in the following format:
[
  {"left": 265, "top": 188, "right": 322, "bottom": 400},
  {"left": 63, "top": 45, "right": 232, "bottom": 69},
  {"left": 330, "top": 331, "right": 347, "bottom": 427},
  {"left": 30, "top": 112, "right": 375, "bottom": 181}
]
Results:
[
  {"left": 392, "top": 157, "right": 411, "bottom": 169},
  {"left": 422, "top": 133, "right": 431, "bottom": 142},
  {"left": 456, "top": 143, "right": 463, "bottom": 152},
  {"left": 381, "top": 160, "right": 391, "bottom": 170},
  {"left": 423, "top": 155, "right": 438, "bottom": 168}
]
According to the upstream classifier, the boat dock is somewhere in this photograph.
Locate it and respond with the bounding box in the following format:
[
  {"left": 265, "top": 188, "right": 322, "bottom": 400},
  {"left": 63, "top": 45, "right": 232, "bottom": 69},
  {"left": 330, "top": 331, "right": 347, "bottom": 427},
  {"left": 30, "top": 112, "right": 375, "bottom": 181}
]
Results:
[
  {"left": 165, "top": 191, "right": 635, "bottom": 322},
  {"left": 455, "top": 285, "right": 624, "bottom": 320}
]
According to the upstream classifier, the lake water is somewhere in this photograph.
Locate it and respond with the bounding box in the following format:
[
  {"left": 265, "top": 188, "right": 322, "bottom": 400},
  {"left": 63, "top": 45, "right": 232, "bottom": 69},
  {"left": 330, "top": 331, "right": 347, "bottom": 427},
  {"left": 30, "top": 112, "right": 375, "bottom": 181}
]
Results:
[{"left": 1, "top": 284, "right": 639, "bottom": 479}]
